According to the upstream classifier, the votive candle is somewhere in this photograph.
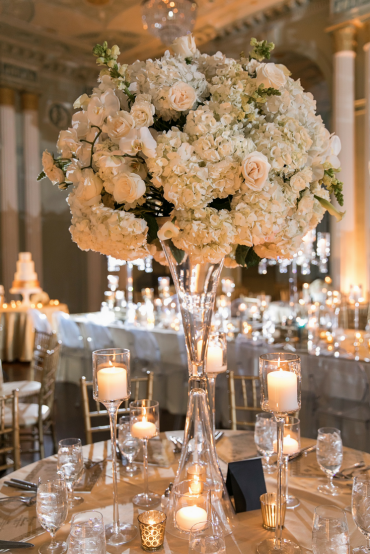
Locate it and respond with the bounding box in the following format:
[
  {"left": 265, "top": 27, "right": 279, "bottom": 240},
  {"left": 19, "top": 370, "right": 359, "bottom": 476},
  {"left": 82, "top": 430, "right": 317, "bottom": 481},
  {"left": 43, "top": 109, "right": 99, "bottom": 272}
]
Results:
[{"left": 97, "top": 366, "right": 127, "bottom": 400}]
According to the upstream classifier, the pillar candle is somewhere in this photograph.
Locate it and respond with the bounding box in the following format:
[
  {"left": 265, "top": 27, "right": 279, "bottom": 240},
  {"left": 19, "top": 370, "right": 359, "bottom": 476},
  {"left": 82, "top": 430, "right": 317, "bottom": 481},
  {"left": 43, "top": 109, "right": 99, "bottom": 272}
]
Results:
[
  {"left": 206, "top": 345, "right": 225, "bottom": 374},
  {"left": 267, "top": 369, "right": 298, "bottom": 412},
  {"left": 175, "top": 506, "right": 208, "bottom": 531},
  {"left": 273, "top": 434, "right": 299, "bottom": 455},
  {"left": 97, "top": 366, "right": 127, "bottom": 400},
  {"left": 131, "top": 418, "right": 157, "bottom": 439}
]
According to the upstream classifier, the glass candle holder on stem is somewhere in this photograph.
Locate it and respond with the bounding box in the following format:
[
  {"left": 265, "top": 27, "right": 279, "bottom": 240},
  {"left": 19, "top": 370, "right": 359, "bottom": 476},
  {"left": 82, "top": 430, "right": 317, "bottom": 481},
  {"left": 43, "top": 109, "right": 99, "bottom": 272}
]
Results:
[
  {"left": 92, "top": 348, "right": 137, "bottom": 546},
  {"left": 257, "top": 353, "right": 302, "bottom": 554},
  {"left": 272, "top": 416, "right": 301, "bottom": 509},
  {"left": 172, "top": 480, "right": 211, "bottom": 539},
  {"left": 205, "top": 332, "right": 227, "bottom": 437},
  {"left": 130, "top": 399, "right": 160, "bottom": 509},
  {"left": 254, "top": 413, "right": 277, "bottom": 475}
]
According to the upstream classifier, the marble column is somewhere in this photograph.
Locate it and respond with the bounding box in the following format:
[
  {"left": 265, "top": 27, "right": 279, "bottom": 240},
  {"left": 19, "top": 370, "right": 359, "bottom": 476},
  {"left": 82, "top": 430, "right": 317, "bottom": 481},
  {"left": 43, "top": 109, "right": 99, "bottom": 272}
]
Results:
[
  {"left": 331, "top": 25, "right": 357, "bottom": 293},
  {"left": 22, "top": 92, "right": 43, "bottom": 285},
  {"left": 363, "top": 25, "right": 370, "bottom": 298},
  {"left": 0, "top": 88, "right": 19, "bottom": 296}
]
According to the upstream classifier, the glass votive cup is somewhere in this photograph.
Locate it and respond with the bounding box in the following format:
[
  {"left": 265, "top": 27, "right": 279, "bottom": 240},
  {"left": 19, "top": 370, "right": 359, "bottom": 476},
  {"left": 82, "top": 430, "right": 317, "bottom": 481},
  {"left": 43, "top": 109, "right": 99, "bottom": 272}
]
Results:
[
  {"left": 137, "top": 510, "right": 166, "bottom": 551},
  {"left": 173, "top": 480, "right": 211, "bottom": 533},
  {"left": 260, "top": 493, "right": 286, "bottom": 531}
]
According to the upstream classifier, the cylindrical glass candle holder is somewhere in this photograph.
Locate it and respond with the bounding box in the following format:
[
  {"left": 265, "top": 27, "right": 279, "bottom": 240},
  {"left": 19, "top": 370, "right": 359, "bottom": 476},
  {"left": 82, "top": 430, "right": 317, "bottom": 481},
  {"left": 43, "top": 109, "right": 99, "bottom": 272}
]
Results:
[
  {"left": 273, "top": 416, "right": 301, "bottom": 509},
  {"left": 130, "top": 399, "right": 160, "bottom": 509},
  {"left": 137, "top": 510, "right": 166, "bottom": 552},
  {"left": 92, "top": 349, "right": 137, "bottom": 546},
  {"left": 260, "top": 493, "right": 287, "bottom": 531},
  {"left": 173, "top": 480, "right": 210, "bottom": 536},
  {"left": 205, "top": 332, "right": 227, "bottom": 438}
]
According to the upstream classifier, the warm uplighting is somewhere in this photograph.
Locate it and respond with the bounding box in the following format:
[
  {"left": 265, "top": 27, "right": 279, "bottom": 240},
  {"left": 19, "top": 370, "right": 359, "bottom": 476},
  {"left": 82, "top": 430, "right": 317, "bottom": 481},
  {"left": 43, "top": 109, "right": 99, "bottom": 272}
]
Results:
[
  {"left": 324, "top": 276, "right": 332, "bottom": 285},
  {"left": 37, "top": 302, "right": 43, "bottom": 309}
]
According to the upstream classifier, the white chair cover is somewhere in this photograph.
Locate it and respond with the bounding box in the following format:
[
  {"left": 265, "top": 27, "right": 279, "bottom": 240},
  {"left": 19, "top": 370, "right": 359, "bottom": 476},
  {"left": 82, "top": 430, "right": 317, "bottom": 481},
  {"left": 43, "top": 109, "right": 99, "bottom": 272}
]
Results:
[
  {"left": 83, "top": 321, "right": 115, "bottom": 351},
  {"left": 28, "top": 309, "right": 53, "bottom": 334},
  {"left": 125, "top": 327, "right": 161, "bottom": 362},
  {"left": 52, "top": 312, "right": 84, "bottom": 349}
]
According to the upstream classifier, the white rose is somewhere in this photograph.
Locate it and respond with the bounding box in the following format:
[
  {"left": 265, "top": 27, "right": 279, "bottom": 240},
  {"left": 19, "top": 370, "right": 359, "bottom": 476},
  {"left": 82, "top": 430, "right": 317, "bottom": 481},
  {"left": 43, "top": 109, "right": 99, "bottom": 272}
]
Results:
[
  {"left": 105, "top": 172, "right": 146, "bottom": 204},
  {"left": 290, "top": 173, "right": 307, "bottom": 192},
  {"left": 168, "top": 82, "right": 197, "bottom": 111},
  {"left": 255, "top": 63, "right": 287, "bottom": 89},
  {"left": 42, "top": 151, "right": 65, "bottom": 184},
  {"left": 131, "top": 99, "right": 155, "bottom": 128},
  {"left": 75, "top": 169, "right": 103, "bottom": 202},
  {"left": 241, "top": 151, "right": 271, "bottom": 191},
  {"left": 171, "top": 34, "right": 197, "bottom": 58},
  {"left": 102, "top": 111, "right": 134, "bottom": 140},
  {"left": 157, "top": 221, "right": 180, "bottom": 240}
]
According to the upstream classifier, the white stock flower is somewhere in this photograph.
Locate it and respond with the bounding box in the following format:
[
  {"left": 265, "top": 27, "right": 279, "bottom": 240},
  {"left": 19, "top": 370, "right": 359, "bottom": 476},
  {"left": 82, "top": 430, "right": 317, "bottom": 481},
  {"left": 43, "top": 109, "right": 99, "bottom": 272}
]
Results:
[
  {"left": 72, "top": 111, "right": 90, "bottom": 138},
  {"left": 42, "top": 151, "right": 65, "bottom": 184},
  {"left": 73, "top": 94, "right": 90, "bottom": 110},
  {"left": 131, "top": 96, "right": 155, "bottom": 128},
  {"left": 119, "top": 128, "right": 157, "bottom": 158},
  {"left": 241, "top": 151, "right": 271, "bottom": 191},
  {"left": 168, "top": 82, "right": 197, "bottom": 111},
  {"left": 57, "top": 128, "right": 79, "bottom": 158},
  {"left": 255, "top": 63, "right": 287, "bottom": 89},
  {"left": 157, "top": 221, "right": 180, "bottom": 240},
  {"left": 75, "top": 169, "right": 103, "bottom": 203},
  {"left": 104, "top": 172, "right": 146, "bottom": 204},
  {"left": 323, "top": 135, "right": 341, "bottom": 168},
  {"left": 172, "top": 34, "right": 197, "bottom": 58},
  {"left": 102, "top": 111, "right": 134, "bottom": 141}
]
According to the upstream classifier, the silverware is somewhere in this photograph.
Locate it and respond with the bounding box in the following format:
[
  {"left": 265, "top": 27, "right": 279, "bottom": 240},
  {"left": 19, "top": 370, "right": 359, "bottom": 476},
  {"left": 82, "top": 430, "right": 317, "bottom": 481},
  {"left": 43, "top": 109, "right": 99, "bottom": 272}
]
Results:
[
  {"left": 0, "top": 540, "right": 34, "bottom": 549},
  {"left": 4, "top": 481, "right": 36, "bottom": 492},
  {"left": 10, "top": 479, "right": 37, "bottom": 490},
  {"left": 84, "top": 458, "right": 108, "bottom": 469},
  {"left": 0, "top": 495, "right": 36, "bottom": 506},
  {"left": 334, "top": 461, "right": 366, "bottom": 480},
  {"left": 169, "top": 436, "right": 182, "bottom": 453},
  {"left": 215, "top": 431, "right": 224, "bottom": 442},
  {"left": 288, "top": 444, "right": 316, "bottom": 461}
]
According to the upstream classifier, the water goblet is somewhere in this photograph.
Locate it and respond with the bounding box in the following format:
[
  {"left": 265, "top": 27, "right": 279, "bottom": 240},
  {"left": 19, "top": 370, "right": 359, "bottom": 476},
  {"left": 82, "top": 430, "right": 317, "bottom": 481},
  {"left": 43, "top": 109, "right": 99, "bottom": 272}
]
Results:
[
  {"left": 352, "top": 475, "right": 370, "bottom": 552},
  {"left": 316, "top": 427, "right": 343, "bottom": 496},
  {"left": 68, "top": 511, "right": 106, "bottom": 554},
  {"left": 36, "top": 477, "right": 68, "bottom": 554},
  {"left": 312, "top": 504, "right": 349, "bottom": 553},
  {"left": 118, "top": 415, "right": 140, "bottom": 475},
  {"left": 57, "top": 438, "right": 84, "bottom": 508},
  {"left": 254, "top": 413, "right": 276, "bottom": 474},
  {"left": 189, "top": 521, "right": 225, "bottom": 554}
]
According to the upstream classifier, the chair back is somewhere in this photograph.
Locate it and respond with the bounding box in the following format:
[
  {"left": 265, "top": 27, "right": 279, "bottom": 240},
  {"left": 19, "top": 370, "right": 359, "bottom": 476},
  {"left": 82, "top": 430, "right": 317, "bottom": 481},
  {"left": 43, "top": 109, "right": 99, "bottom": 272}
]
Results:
[
  {"left": 37, "top": 344, "right": 62, "bottom": 411},
  {"left": 0, "top": 390, "right": 20, "bottom": 471},
  {"left": 227, "top": 370, "right": 262, "bottom": 430},
  {"left": 28, "top": 309, "right": 53, "bottom": 334},
  {"left": 126, "top": 327, "right": 161, "bottom": 363},
  {"left": 53, "top": 312, "right": 84, "bottom": 349},
  {"left": 80, "top": 372, "right": 154, "bottom": 444},
  {"left": 83, "top": 321, "right": 115, "bottom": 351}
]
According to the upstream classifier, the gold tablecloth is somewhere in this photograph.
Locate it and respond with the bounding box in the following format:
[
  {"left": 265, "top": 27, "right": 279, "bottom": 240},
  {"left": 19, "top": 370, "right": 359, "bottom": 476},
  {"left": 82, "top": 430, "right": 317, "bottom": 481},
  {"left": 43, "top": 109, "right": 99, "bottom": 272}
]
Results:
[
  {"left": 0, "top": 304, "right": 68, "bottom": 362},
  {"left": 0, "top": 430, "right": 369, "bottom": 552}
]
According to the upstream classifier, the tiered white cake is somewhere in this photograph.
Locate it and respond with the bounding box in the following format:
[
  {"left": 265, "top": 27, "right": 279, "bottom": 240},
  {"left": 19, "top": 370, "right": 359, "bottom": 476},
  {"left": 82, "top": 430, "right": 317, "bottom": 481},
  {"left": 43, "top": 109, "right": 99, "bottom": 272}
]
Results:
[{"left": 12, "top": 252, "right": 40, "bottom": 289}]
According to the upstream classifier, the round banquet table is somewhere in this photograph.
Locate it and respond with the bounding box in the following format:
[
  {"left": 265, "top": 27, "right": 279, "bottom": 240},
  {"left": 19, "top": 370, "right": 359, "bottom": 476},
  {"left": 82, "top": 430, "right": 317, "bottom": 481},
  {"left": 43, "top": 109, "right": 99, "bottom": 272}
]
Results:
[{"left": 0, "top": 430, "right": 368, "bottom": 552}]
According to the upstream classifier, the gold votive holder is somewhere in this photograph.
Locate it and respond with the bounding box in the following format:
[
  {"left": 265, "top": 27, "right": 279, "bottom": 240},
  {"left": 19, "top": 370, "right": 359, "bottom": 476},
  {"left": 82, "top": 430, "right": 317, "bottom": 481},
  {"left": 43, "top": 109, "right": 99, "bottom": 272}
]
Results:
[
  {"left": 137, "top": 510, "right": 166, "bottom": 551},
  {"left": 260, "top": 493, "right": 286, "bottom": 531}
]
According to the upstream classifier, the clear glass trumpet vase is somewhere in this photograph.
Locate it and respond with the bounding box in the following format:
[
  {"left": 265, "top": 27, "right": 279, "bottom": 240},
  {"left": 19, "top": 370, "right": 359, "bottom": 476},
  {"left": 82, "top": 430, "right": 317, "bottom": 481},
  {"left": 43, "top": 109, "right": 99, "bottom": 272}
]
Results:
[{"left": 159, "top": 237, "right": 235, "bottom": 538}]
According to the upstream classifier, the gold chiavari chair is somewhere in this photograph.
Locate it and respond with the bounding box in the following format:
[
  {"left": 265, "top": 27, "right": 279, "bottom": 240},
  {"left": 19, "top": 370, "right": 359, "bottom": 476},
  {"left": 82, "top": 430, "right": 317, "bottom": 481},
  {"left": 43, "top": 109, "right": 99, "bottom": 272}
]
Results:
[
  {"left": 19, "top": 344, "right": 61, "bottom": 459},
  {"left": 2, "top": 389, "right": 20, "bottom": 471},
  {"left": 30, "top": 330, "right": 58, "bottom": 381},
  {"left": 80, "top": 372, "right": 154, "bottom": 444},
  {"left": 227, "top": 370, "right": 262, "bottom": 430}
]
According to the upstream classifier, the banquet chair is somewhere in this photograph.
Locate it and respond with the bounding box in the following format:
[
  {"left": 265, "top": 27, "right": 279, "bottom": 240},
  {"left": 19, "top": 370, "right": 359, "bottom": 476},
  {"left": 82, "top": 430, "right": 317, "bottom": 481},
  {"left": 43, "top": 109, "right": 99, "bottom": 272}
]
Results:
[
  {"left": 16, "top": 344, "right": 61, "bottom": 459},
  {"left": 227, "top": 370, "right": 262, "bottom": 429},
  {"left": 83, "top": 321, "right": 115, "bottom": 351},
  {"left": 28, "top": 309, "right": 53, "bottom": 334},
  {"left": 80, "top": 372, "right": 154, "bottom": 444},
  {"left": 53, "top": 311, "right": 90, "bottom": 381},
  {"left": 0, "top": 389, "right": 20, "bottom": 472}
]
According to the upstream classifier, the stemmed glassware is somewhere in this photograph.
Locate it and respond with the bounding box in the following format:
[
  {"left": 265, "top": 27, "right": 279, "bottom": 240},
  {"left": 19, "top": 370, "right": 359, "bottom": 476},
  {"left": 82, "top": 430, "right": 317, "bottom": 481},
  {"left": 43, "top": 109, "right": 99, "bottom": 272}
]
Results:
[
  {"left": 316, "top": 427, "right": 343, "bottom": 496},
  {"left": 352, "top": 475, "right": 370, "bottom": 552},
  {"left": 92, "top": 348, "right": 137, "bottom": 546},
  {"left": 68, "top": 511, "right": 106, "bottom": 554},
  {"left": 205, "top": 332, "right": 227, "bottom": 437},
  {"left": 130, "top": 399, "right": 160, "bottom": 508},
  {"left": 36, "top": 477, "right": 68, "bottom": 554},
  {"left": 274, "top": 416, "right": 300, "bottom": 509},
  {"left": 189, "top": 521, "right": 226, "bottom": 554},
  {"left": 57, "top": 438, "right": 84, "bottom": 508},
  {"left": 257, "top": 353, "right": 302, "bottom": 554},
  {"left": 254, "top": 413, "right": 276, "bottom": 474},
  {"left": 118, "top": 415, "right": 140, "bottom": 475},
  {"left": 312, "top": 504, "right": 349, "bottom": 553}
]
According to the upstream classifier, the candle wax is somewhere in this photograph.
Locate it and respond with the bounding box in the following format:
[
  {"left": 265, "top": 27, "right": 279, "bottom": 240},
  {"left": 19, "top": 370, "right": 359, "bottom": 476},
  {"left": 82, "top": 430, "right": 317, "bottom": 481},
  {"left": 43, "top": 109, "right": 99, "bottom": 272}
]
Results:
[
  {"left": 206, "top": 345, "right": 226, "bottom": 374},
  {"left": 131, "top": 418, "right": 157, "bottom": 439},
  {"left": 273, "top": 434, "right": 299, "bottom": 455},
  {"left": 175, "top": 506, "right": 208, "bottom": 531},
  {"left": 97, "top": 366, "right": 127, "bottom": 401},
  {"left": 267, "top": 369, "right": 298, "bottom": 412}
]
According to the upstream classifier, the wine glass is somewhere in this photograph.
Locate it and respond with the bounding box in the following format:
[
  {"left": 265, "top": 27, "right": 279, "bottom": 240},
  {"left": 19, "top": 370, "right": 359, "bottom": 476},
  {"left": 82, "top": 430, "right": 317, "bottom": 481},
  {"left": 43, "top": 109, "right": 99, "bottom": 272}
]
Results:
[
  {"left": 36, "top": 477, "right": 68, "bottom": 554},
  {"left": 254, "top": 413, "right": 276, "bottom": 474},
  {"left": 57, "top": 438, "right": 84, "bottom": 508},
  {"left": 68, "top": 511, "right": 106, "bottom": 554},
  {"left": 189, "top": 521, "right": 225, "bottom": 554},
  {"left": 312, "top": 504, "right": 349, "bottom": 553},
  {"left": 352, "top": 475, "right": 370, "bottom": 552},
  {"left": 316, "top": 427, "right": 343, "bottom": 496},
  {"left": 118, "top": 415, "right": 140, "bottom": 475}
]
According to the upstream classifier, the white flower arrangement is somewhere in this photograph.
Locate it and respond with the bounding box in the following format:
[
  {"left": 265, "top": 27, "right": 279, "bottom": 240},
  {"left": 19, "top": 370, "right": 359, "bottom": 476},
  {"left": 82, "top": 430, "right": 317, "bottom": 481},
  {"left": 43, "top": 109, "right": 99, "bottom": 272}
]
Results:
[{"left": 40, "top": 36, "right": 345, "bottom": 267}]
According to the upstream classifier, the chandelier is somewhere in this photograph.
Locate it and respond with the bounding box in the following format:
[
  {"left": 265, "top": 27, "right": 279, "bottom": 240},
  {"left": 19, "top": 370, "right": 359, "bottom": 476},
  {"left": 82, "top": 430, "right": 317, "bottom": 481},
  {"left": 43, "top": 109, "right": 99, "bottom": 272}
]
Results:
[{"left": 141, "top": 0, "right": 197, "bottom": 45}]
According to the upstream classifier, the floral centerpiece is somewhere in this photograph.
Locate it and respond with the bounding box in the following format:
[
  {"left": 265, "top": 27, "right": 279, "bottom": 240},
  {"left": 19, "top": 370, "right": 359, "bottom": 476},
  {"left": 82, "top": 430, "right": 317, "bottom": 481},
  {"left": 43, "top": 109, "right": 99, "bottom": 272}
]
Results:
[{"left": 40, "top": 35, "right": 345, "bottom": 267}]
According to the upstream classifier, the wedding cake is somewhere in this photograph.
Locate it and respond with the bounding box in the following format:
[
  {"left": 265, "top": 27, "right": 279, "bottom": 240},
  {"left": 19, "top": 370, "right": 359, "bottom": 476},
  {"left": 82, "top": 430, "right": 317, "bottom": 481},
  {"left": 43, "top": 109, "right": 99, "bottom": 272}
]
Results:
[{"left": 12, "top": 252, "right": 40, "bottom": 289}]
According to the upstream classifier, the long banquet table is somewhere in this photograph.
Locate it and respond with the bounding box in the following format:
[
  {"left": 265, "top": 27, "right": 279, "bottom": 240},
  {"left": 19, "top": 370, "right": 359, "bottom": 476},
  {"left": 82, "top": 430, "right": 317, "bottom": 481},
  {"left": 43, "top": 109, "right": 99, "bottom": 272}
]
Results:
[{"left": 0, "top": 430, "right": 368, "bottom": 552}]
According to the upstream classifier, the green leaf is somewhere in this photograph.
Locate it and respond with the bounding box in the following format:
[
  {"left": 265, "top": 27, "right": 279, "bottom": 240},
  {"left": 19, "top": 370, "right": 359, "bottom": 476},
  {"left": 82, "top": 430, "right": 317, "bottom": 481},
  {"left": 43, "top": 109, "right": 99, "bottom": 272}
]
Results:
[
  {"left": 142, "top": 213, "right": 158, "bottom": 244},
  {"left": 208, "top": 195, "right": 232, "bottom": 211},
  {"left": 169, "top": 240, "right": 186, "bottom": 264},
  {"left": 245, "top": 248, "right": 262, "bottom": 268},
  {"left": 37, "top": 171, "right": 46, "bottom": 181},
  {"left": 185, "top": 57, "right": 192, "bottom": 65},
  {"left": 235, "top": 244, "right": 251, "bottom": 267}
]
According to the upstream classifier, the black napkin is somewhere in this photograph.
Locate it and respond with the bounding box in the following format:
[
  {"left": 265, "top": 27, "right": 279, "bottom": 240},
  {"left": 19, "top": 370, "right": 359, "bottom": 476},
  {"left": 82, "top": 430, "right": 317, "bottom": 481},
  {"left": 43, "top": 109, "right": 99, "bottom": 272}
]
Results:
[{"left": 226, "top": 457, "right": 266, "bottom": 513}]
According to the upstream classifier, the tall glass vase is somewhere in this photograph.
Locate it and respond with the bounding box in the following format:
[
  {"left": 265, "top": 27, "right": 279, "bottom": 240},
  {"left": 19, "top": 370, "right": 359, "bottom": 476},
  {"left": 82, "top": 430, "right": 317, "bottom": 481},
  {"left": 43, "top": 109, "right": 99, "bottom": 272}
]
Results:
[{"left": 160, "top": 238, "right": 235, "bottom": 538}]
